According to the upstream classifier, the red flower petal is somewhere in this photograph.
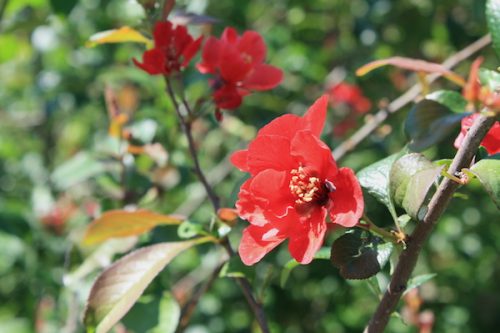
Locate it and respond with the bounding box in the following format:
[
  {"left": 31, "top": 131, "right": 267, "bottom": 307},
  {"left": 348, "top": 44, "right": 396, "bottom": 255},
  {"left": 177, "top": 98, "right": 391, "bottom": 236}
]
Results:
[
  {"left": 197, "top": 37, "right": 220, "bottom": 74},
  {"left": 236, "top": 169, "right": 293, "bottom": 226},
  {"left": 221, "top": 27, "right": 238, "bottom": 44},
  {"left": 153, "top": 21, "right": 173, "bottom": 48},
  {"left": 213, "top": 85, "right": 243, "bottom": 109},
  {"left": 242, "top": 64, "right": 283, "bottom": 91},
  {"left": 133, "top": 48, "right": 165, "bottom": 75},
  {"left": 290, "top": 130, "right": 338, "bottom": 179},
  {"left": 237, "top": 31, "right": 266, "bottom": 65},
  {"left": 329, "top": 168, "right": 364, "bottom": 227},
  {"left": 181, "top": 35, "right": 203, "bottom": 68},
  {"left": 219, "top": 44, "right": 252, "bottom": 83},
  {"left": 287, "top": 208, "right": 327, "bottom": 264},
  {"left": 246, "top": 135, "right": 295, "bottom": 175},
  {"left": 455, "top": 114, "right": 500, "bottom": 155},
  {"left": 230, "top": 149, "right": 250, "bottom": 172},
  {"left": 303, "top": 95, "right": 328, "bottom": 137},
  {"left": 239, "top": 224, "right": 286, "bottom": 265}
]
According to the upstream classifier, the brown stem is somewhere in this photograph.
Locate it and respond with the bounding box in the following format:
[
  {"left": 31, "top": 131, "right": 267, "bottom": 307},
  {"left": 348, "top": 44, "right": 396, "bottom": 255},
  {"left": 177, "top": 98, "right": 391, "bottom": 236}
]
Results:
[
  {"left": 165, "top": 77, "right": 220, "bottom": 210},
  {"left": 165, "top": 77, "right": 270, "bottom": 333},
  {"left": 176, "top": 262, "right": 226, "bottom": 333},
  {"left": 333, "top": 34, "right": 492, "bottom": 161},
  {"left": 364, "top": 114, "right": 496, "bottom": 333}
]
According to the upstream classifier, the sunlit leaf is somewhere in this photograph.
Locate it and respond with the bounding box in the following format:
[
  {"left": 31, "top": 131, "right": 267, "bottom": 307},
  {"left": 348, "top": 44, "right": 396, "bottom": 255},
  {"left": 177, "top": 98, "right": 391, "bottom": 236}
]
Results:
[
  {"left": 51, "top": 152, "right": 106, "bottom": 190},
  {"left": 356, "top": 56, "right": 465, "bottom": 86},
  {"left": 83, "top": 210, "right": 184, "bottom": 246},
  {"left": 357, "top": 153, "right": 402, "bottom": 220},
  {"left": 426, "top": 90, "right": 468, "bottom": 114},
  {"left": 390, "top": 154, "right": 442, "bottom": 220},
  {"left": 479, "top": 68, "right": 500, "bottom": 91},
  {"left": 487, "top": 0, "right": 500, "bottom": 58},
  {"left": 84, "top": 238, "right": 209, "bottom": 333},
  {"left": 470, "top": 155, "right": 500, "bottom": 209},
  {"left": 404, "top": 273, "right": 437, "bottom": 295},
  {"left": 86, "top": 26, "right": 152, "bottom": 48}
]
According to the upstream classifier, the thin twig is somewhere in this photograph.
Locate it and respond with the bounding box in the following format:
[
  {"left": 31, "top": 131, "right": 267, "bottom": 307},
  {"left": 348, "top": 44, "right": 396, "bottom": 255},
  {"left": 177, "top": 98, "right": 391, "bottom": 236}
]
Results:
[
  {"left": 176, "top": 262, "right": 226, "bottom": 333},
  {"left": 165, "top": 77, "right": 220, "bottom": 210},
  {"left": 333, "top": 34, "right": 492, "bottom": 161},
  {"left": 364, "top": 114, "right": 497, "bottom": 333},
  {"left": 165, "top": 77, "right": 270, "bottom": 333}
]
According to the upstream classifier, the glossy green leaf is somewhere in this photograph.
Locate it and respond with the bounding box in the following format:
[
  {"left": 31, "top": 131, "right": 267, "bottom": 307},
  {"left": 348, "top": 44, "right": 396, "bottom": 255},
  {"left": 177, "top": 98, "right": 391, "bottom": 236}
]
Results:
[
  {"left": 51, "top": 152, "right": 106, "bottom": 190},
  {"left": 405, "top": 99, "right": 469, "bottom": 152},
  {"left": 470, "top": 155, "right": 500, "bottom": 209},
  {"left": 487, "top": 0, "right": 500, "bottom": 58},
  {"left": 357, "top": 153, "right": 401, "bottom": 219},
  {"left": 425, "top": 90, "right": 467, "bottom": 114},
  {"left": 390, "top": 154, "right": 442, "bottom": 220},
  {"left": 84, "top": 238, "right": 208, "bottom": 333},
  {"left": 330, "top": 232, "right": 393, "bottom": 280},
  {"left": 404, "top": 273, "right": 437, "bottom": 295},
  {"left": 478, "top": 68, "right": 500, "bottom": 91}
]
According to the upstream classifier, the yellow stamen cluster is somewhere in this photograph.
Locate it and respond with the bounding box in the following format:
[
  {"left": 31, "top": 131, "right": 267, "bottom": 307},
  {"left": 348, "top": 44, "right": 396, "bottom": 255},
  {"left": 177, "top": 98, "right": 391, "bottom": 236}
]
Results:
[{"left": 289, "top": 166, "right": 321, "bottom": 204}]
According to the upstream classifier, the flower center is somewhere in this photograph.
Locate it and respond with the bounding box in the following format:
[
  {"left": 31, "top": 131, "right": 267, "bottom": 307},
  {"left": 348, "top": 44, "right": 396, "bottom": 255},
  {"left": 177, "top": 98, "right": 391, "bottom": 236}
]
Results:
[{"left": 288, "top": 166, "right": 319, "bottom": 204}]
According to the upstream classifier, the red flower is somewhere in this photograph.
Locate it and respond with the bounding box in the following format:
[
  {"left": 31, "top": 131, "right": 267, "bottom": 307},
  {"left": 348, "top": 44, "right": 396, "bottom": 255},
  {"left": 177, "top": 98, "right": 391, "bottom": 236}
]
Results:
[
  {"left": 329, "top": 82, "right": 371, "bottom": 114},
  {"left": 197, "top": 27, "right": 283, "bottom": 110},
  {"left": 454, "top": 113, "right": 500, "bottom": 155},
  {"left": 231, "top": 96, "right": 364, "bottom": 265},
  {"left": 133, "top": 21, "right": 202, "bottom": 75}
]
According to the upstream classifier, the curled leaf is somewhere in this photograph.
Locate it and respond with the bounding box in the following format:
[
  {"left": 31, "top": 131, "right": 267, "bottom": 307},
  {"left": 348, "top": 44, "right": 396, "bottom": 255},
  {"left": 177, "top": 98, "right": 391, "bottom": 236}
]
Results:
[
  {"left": 83, "top": 210, "right": 184, "bottom": 246},
  {"left": 86, "top": 27, "right": 152, "bottom": 48},
  {"left": 356, "top": 56, "right": 465, "bottom": 86}
]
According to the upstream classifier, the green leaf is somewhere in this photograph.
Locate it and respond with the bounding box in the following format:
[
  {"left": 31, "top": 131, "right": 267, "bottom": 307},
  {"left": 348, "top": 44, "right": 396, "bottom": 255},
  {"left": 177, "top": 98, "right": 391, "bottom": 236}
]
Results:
[
  {"left": 404, "top": 273, "right": 437, "bottom": 295},
  {"left": 487, "top": 0, "right": 500, "bottom": 58},
  {"left": 425, "top": 90, "right": 467, "bottom": 114},
  {"left": 84, "top": 239, "right": 208, "bottom": 333},
  {"left": 405, "top": 99, "right": 469, "bottom": 152},
  {"left": 330, "top": 232, "right": 394, "bottom": 280},
  {"left": 51, "top": 152, "right": 106, "bottom": 190},
  {"left": 390, "top": 154, "right": 442, "bottom": 220},
  {"left": 478, "top": 68, "right": 500, "bottom": 91},
  {"left": 49, "top": 0, "right": 77, "bottom": 14},
  {"left": 357, "top": 153, "right": 401, "bottom": 219},
  {"left": 280, "top": 247, "right": 330, "bottom": 287},
  {"left": 470, "top": 155, "right": 500, "bottom": 209},
  {"left": 153, "top": 293, "right": 181, "bottom": 333}
]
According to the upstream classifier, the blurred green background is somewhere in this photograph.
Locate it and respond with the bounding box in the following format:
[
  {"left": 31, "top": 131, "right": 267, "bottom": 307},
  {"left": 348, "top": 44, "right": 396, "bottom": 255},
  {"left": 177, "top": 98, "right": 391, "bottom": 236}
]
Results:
[{"left": 0, "top": 0, "right": 499, "bottom": 332}]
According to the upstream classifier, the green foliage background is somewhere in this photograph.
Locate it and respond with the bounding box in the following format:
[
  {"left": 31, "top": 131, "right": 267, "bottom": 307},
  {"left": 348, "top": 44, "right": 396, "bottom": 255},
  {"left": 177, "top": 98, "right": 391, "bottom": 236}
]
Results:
[{"left": 0, "top": 0, "right": 499, "bottom": 332}]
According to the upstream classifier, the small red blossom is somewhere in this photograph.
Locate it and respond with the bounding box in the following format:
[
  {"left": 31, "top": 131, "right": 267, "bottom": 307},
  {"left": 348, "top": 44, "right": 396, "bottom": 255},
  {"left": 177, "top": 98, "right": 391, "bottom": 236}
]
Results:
[
  {"left": 462, "top": 57, "right": 500, "bottom": 112},
  {"left": 197, "top": 27, "right": 283, "bottom": 110},
  {"left": 454, "top": 113, "right": 500, "bottom": 155},
  {"left": 231, "top": 96, "right": 364, "bottom": 265},
  {"left": 133, "top": 21, "right": 202, "bottom": 75},
  {"left": 329, "top": 82, "right": 372, "bottom": 114}
]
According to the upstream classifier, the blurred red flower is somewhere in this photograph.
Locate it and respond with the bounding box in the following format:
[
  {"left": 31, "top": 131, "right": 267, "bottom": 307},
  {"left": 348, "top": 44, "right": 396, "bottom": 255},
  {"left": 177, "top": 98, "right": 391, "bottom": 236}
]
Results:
[
  {"left": 133, "top": 21, "right": 202, "bottom": 75},
  {"left": 231, "top": 96, "right": 364, "bottom": 265},
  {"left": 329, "top": 82, "right": 371, "bottom": 114},
  {"left": 197, "top": 27, "right": 283, "bottom": 110},
  {"left": 454, "top": 113, "right": 500, "bottom": 155}
]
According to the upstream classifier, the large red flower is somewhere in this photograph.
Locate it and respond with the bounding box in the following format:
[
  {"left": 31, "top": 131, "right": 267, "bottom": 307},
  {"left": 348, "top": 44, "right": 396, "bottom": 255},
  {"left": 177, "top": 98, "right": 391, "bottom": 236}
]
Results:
[
  {"left": 454, "top": 113, "right": 500, "bottom": 155},
  {"left": 133, "top": 21, "right": 202, "bottom": 75},
  {"left": 197, "top": 27, "right": 283, "bottom": 110},
  {"left": 231, "top": 96, "right": 364, "bottom": 265}
]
